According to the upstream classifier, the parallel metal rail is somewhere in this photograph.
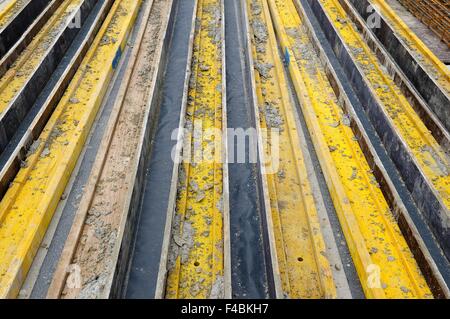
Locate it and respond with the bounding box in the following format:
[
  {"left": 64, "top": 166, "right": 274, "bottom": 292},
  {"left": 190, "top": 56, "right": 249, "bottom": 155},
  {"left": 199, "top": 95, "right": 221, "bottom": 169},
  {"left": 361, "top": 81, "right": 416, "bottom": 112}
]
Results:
[
  {"left": 0, "top": 0, "right": 101, "bottom": 198},
  {"left": 336, "top": 0, "right": 450, "bottom": 150},
  {"left": 335, "top": 0, "right": 450, "bottom": 263},
  {"left": 0, "top": 0, "right": 447, "bottom": 300},
  {"left": 0, "top": 0, "right": 64, "bottom": 78},
  {"left": 226, "top": 0, "right": 277, "bottom": 298},
  {"left": 123, "top": 0, "right": 199, "bottom": 299},
  {"left": 0, "top": 0, "right": 140, "bottom": 298},
  {"left": 0, "top": 0, "right": 51, "bottom": 60},
  {"left": 295, "top": 0, "right": 450, "bottom": 298},
  {"left": 397, "top": 0, "right": 450, "bottom": 47},
  {"left": 305, "top": 0, "right": 450, "bottom": 261},
  {"left": 246, "top": 0, "right": 337, "bottom": 299},
  {"left": 345, "top": 0, "right": 450, "bottom": 138},
  {"left": 46, "top": 0, "right": 175, "bottom": 299},
  {"left": 155, "top": 0, "right": 231, "bottom": 299},
  {"left": 268, "top": 0, "right": 433, "bottom": 298}
]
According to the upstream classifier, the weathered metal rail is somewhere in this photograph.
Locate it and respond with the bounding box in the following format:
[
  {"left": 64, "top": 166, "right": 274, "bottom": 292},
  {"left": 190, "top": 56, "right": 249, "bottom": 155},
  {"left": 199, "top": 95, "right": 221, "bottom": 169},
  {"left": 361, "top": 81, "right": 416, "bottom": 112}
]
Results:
[
  {"left": 0, "top": 0, "right": 114, "bottom": 219},
  {"left": 397, "top": 0, "right": 450, "bottom": 47},
  {"left": 123, "top": 0, "right": 199, "bottom": 299},
  {"left": 0, "top": 0, "right": 101, "bottom": 197},
  {"left": 0, "top": 0, "right": 448, "bottom": 300},
  {"left": 304, "top": 0, "right": 450, "bottom": 263},
  {"left": 345, "top": 0, "right": 450, "bottom": 139},
  {"left": 0, "top": 0, "right": 140, "bottom": 298},
  {"left": 226, "top": 0, "right": 278, "bottom": 299},
  {"left": 295, "top": 0, "right": 450, "bottom": 298},
  {"left": 0, "top": 0, "right": 52, "bottom": 60},
  {"left": 246, "top": 0, "right": 338, "bottom": 299},
  {"left": 46, "top": 0, "right": 175, "bottom": 299}
]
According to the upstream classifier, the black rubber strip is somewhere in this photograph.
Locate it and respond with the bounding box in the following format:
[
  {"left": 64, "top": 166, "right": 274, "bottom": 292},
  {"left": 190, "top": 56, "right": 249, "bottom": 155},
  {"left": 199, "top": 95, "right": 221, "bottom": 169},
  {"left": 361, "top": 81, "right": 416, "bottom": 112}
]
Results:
[{"left": 124, "top": 0, "right": 196, "bottom": 299}]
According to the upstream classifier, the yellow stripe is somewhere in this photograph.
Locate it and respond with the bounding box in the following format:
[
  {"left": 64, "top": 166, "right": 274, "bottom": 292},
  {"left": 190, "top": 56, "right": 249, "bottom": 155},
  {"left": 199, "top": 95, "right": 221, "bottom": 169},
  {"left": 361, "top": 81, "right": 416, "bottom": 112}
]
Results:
[
  {"left": 0, "top": 0, "right": 141, "bottom": 298},
  {"left": 165, "top": 0, "right": 225, "bottom": 299},
  {"left": 370, "top": 0, "right": 450, "bottom": 87},
  {"left": 0, "top": 0, "right": 22, "bottom": 30},
  {"left": 247, "top": 0, "right": 336, "bottom": 299},
  {"left": 0, "top": 0, "right": 81, "bottom": 114},
  {"left": 268, "top": 0, "right": 432, "bottom": 298},
  {"left": 317, "top": 0, "right": 450, "bottom": 229}
]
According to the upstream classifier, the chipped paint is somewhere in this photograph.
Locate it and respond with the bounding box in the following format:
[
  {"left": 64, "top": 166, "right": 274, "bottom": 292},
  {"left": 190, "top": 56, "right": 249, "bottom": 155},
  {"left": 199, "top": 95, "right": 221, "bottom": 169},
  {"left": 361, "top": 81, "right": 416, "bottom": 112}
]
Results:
[{"left": 268, "top": 0, "right": 432, "bottom": 298}]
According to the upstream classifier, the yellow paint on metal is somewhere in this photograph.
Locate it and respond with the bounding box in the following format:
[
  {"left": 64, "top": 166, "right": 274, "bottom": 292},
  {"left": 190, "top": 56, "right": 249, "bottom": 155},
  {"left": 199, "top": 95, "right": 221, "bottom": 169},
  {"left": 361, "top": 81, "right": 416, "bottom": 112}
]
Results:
[
  {"left": 0, "top": 0, "right": 141, "bottom": 298},
  {"left": 0, "top": 0, "right": 82, "bottom": 115},
  {"left": 369, "top": 0, "right": 450, "bottom": 89},
  {"left": 247, "top": 0, "right": 336, "bottom": 299},
  {"left": 267, "top": 0, "right": 432, "bottom": 298},
  {"left": 0, "top": 0, "right": 23, "bottom": 30},
  {"left": 165, "top": 0, "right": 224, "bottom": 299},
  {"left": 317, "top": 0, "right": 450, "bottom": 225}
]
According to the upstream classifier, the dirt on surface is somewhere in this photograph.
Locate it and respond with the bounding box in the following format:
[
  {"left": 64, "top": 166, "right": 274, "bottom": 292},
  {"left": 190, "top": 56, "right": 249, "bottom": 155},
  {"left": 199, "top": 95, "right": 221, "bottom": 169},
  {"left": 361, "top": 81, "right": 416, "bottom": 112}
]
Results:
[
  {"left": 59, "top": 0, "right": 169, "bottom": 299},
  {"left": 0, "top": 0, "right": 82, "bottom": 113},
  {"left": 0, "top": 0, "right": 27, "bottom": 29}
]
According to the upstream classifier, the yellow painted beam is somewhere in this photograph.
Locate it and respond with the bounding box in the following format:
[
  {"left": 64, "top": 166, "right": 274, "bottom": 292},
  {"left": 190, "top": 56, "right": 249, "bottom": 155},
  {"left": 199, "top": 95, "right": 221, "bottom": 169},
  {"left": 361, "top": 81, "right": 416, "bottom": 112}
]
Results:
[
  {"left": 0, "top": 0, "right": 81, "bottom": 114},
  {"left": 247, "top": 0, "right": 336, "bottom": 299},
  {"left": 0, "top": 0, "right": 141, "bottom": 298},
  {"left": 316, "top": 0, "right": 450, "bottom": 234},
  {"left": 165, "top": 0, "right": 225, "bottom": 299},
  {"left": 267, "top": 0, "right": 432, "bottom": 298},
  {"left": 0, "top": 0, "right": 23, "bottom": 30},
  {"left": 370, "top": 0, "right": 450, "bottom": 88}
]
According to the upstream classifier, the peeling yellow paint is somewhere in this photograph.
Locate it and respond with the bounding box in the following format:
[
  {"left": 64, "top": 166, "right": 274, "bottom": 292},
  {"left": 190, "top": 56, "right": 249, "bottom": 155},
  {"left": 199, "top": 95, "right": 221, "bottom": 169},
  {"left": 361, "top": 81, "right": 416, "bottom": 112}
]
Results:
[
  {"left": 268, "top": 0, "right": 432, "bottom": 298},
  {"left": 165, "top": 0, "right": 225, "bottom": 299},
  {"left": 0, "top": 0, "right": 25, "bottom": 30},
  {"left": 247, "top": 0, "right": 336, "bottom": 299}
]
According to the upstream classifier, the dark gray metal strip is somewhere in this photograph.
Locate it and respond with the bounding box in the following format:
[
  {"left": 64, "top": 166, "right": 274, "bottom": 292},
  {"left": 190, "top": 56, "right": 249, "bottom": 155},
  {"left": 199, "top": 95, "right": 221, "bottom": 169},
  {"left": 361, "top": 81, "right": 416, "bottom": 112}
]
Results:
[
  {"left": 123, "top": 0, "right": 196, "bottom": 298},
  {"left": 0, "top": 0, "right": 98, "bottom": 156}
]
